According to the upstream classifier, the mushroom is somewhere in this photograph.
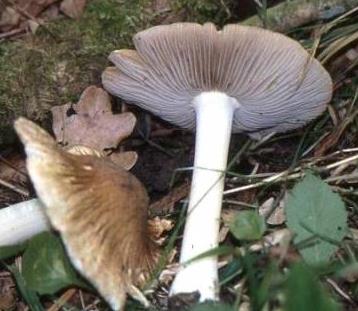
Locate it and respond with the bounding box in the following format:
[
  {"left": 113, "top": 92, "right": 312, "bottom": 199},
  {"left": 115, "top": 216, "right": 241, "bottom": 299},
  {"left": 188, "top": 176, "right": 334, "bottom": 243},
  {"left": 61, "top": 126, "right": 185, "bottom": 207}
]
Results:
[
  {"left": 0, "top": 131, "right": 138, "bottom": 247},
  {"left": 13, "top": 118, "right": 159, "bottom": 310},
  {"left": 102, "top": 23, "right": 332, "bottom": 300}
]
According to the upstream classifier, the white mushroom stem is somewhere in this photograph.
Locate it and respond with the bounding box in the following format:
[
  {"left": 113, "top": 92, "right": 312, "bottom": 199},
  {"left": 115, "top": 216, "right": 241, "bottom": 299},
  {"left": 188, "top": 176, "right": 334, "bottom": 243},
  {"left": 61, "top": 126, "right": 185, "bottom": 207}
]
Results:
[
  {"left": 0, "top": 199, "right": 50, "bottom": 247},
  {"left": 171, "top": 92, "right": 240, "bottom": 300}
]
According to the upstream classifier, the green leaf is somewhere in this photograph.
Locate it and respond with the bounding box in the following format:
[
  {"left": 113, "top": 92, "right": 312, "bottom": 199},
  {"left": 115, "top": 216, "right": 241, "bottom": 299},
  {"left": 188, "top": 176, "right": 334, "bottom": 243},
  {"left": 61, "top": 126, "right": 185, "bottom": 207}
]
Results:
[
  {"left": 284, "top": 263, "right": 340, "bottom": 311},
  {"left": 6, "top": 264, "right": 44, "bottom": 311},
  {"left": 229, "top": 210, "right": 266, "bottom": 240},
  {"left": 286, "top": 172, "right": 348, "bottom": 265},
  {"left": 190, "top": 302, "right": 234, "bottom": 311},
  {"left": 22, "top": 232, "right": 86, "bottom": 295},
  {"left": 219, "top": 258, "right": 242, "bottom": 285},
  {"left": 0, "top": 242, "right": 27, "bottom": 260}
]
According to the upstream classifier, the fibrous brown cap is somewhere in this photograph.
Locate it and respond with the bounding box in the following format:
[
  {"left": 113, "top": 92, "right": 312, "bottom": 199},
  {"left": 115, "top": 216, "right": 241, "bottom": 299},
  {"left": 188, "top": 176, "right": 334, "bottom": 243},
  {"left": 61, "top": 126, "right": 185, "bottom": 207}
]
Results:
[
  {"left": 103, "top": 23, "right": 332, "bottom": 136},
  {"left": 14, "top": 118, "right": 158, "bottom": 310}
]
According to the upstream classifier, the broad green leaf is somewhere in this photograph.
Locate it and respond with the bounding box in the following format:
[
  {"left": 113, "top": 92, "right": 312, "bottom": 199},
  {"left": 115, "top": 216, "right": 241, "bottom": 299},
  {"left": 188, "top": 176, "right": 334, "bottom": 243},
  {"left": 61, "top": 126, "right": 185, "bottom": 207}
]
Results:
[
  {"left": 286, "top": 172, "right": 348, "bottom": 265},
  {"left": 229, "top": 210, "right": 266, "bottom": 240},
  {"left": 0, "top": 242, "right": 27, "bottom": 260},
  {"left": 6, "top": 264, "right": 44, "bottom": 311},
  {"left": 284, "top": 263, "right": 340, "bottom": 311},
  {"left": 190, "top": 302, "right": 234, "bottom": 311},
  {"left": 22, "top": 232, "right": 86, "bottom": 295},
  {"left": 255, "top": 262, "right": 282, "bottom": 309}
]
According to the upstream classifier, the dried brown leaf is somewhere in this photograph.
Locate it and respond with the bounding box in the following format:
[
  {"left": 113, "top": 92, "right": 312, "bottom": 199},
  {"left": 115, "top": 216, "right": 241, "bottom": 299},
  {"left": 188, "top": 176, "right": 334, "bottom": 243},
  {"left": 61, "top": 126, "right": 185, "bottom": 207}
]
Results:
[
  {"left": 109, "top": 151, "right": 138, "bottom": 171},
  {"left": 149, "top": 182, "right": 189, "bottom": 215},
  {"left": 147, "top": 216, "right": 174, "bottom": 240},
  {"left": 0, "top": 275, "right": 16, "bottom": 310},
  {"left": 314, "top": 108, "right": 358, "bottom": 156},
  {"left": 60, "top": 0, "right": 86, "bottom": 19},
  {"left": 51, "top": 86, "right": 136, "bottom": 152},
  {"left": 66, "top": 145, "right": 138, "bottom": 170},
  {"left": 259, "top": 197, "right": 286, "bottom": 225},
  {"left": 16, "top": 0, "right": 58, "bottom": 17},
  {"left": 0, "top": 0, "right": 57, "bottom": 32},
  {"left": 0, "top": 7, "right": 21, "bottom": 31}
]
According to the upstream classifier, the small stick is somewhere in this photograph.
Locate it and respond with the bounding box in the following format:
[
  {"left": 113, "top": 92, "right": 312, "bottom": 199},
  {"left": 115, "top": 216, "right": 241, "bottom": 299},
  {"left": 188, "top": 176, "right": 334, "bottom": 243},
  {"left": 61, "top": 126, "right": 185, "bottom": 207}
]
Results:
[
  {"left": 0, "top": 155, "right": 27, "bottom": 177},
  {"left": 243, "top": 0, "right": 358, "bottom": 32},
  {"left": 325, "top": 277, "right": 356, "bottom": 305},
  {"left": 324, "top": 154, "right": 358, "bottom": 170},
  {"left": 0, "top": 178, "right": 29, "bottom": 196},
  {"left": 3, "top": 0, "right": 58, "bottom": 39},
  {"left": 47, "top": 288, "right": 77, "bottom": 311},
  {"left": 0, "top": 28, "right": 25, "bottom": 39},
  {"left": 224, "top": 152, "right": 358, "bottom": 195}
]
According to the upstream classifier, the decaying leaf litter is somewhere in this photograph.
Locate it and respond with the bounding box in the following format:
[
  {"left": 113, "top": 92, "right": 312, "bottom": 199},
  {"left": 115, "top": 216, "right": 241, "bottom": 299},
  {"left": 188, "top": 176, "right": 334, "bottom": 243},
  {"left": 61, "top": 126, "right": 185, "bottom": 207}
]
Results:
[{"left": 0, "top": 0, "right": 358, "bottom": 310}]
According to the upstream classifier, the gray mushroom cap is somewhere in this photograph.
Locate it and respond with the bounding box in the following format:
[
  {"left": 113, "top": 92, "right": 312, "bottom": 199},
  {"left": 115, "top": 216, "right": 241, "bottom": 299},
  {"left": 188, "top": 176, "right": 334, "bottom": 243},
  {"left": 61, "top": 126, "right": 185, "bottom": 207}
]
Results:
[{"left": 102, "top": 23, "right": 332, "bottom": 137}]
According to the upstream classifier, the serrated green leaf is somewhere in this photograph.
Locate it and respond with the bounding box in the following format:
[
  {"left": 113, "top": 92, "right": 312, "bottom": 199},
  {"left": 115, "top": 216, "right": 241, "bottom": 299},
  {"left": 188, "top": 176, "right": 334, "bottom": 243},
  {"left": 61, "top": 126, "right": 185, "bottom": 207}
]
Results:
[
  {"left": 229, "top": 210, "right": 266, "bottom": 240},
  {"left": 22, "top": 232, "right": 86, "bottom": 295},
  {"left": 190, "top": 302, "right": 234, "bottom": 311},
  {"left": 284, "top": 263, "right": 340, "bottom": 311},
  {"left": 0, "top": 242, "right": 27, "bottom": 260},
  {"left": 286, "top": 172, "right": 348, "bottom": 265}
]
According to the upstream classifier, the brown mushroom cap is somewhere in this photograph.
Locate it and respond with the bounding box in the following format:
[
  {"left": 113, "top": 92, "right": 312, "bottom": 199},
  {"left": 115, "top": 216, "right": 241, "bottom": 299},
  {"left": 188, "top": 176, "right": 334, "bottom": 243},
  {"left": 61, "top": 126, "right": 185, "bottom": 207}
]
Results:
[
  {"left": 14, "top": 118, "right": 158, "bottom": 310},
  {"left": 102, "top": 23, "right": 332, "bottom": 137}
]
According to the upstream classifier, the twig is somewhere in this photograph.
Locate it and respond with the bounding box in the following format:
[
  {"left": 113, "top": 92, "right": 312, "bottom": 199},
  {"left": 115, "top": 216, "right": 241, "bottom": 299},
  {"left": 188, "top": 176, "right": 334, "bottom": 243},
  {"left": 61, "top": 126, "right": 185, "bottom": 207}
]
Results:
[
  {"left": 47, "top": 288, "right": 77, "bottom": 311},
  {"left": 0, "top": 177, "right": 29, "bottom": 196},
  {"left": 0, "top": 155, "right": 27, "bottom": 177},
  {"left": 325, "top": 172, "right": 358, "bottom": 183},
  {"left": 243, "top": 0, "right": 358, "bottom": 32},
  {"left": 150, "top": 182, "right": 190, "bottom": 215},
  {"left": 224, "top": 171, "right": 303, "bottom": 195},
  {"left": 0, "top": 27, "right": 25, "bottom": 39},
  {"left": 2, "top": 0, "right": 59, "bottom": 39},
  {"left": 324, "top": 154, "right": 358, "bottom": 170},
  {"left": 326, "top": 277, "right": 356, "bottom": 305},
  {"left": 224, "top": 152, "right": 358, "bottom": 195}
]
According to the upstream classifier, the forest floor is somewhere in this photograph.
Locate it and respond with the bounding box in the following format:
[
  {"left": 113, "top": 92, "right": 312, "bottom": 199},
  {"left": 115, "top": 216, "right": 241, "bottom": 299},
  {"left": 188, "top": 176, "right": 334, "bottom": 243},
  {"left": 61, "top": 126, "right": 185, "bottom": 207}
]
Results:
[{"left": 0, "top": 0, "right": 357, "bottom": 310}]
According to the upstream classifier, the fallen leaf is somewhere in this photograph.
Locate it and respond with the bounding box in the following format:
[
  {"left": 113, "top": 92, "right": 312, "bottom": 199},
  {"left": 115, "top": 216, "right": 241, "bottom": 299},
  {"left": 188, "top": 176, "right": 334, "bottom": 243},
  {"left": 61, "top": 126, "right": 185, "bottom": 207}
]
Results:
[
  {"left": 147, "top": 217, "right": 173, "bottom": 240},
  {"left": 259, "top": 196, "right": 286, "bottom": 225},
  {"left": 51, "top": 86, "right": 136, "bottom": 152},
  {"left": 314, "top": 108, "right": 358, "bottom": 156},
  {"left": 109, "top": 151, "right": 138, "bottom": 171},
  {"left": 16, "top": 0, "right": 58, "bottom": 17},
  {"left": 0, "top": 0, "right": 57, "bottom": 32},
  {"left": 66, "top": 145, "right": 138, "bottom": 170},
  {"left": 60, "top": 0, "right": 86, "bottom": 19},
  {"left": 0, "top": 276, "right": 16, "bottom": 311},
  {"left": 0, "top": 7, "right": 21, "bottom": 31},
  {"left": 149, "top": 182, "right": 189, "bottom": 215},
  {"left": 27, "top": 19, "right": 40, "bottom": 33},
  {"left": 0, "top": 153, "right": 27, "bottom": 185}
]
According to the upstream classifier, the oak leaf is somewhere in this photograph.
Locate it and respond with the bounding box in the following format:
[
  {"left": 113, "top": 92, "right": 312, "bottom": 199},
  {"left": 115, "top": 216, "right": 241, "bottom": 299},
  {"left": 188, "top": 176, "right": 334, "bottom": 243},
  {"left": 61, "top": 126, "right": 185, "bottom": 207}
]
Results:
[{"left": 51, "top": 86, "right": 136, "bottom": 152}]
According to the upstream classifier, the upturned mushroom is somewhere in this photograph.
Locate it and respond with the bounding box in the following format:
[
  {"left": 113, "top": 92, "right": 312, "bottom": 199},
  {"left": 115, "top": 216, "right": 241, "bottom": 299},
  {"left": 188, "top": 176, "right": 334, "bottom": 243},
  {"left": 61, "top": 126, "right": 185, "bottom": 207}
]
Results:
[
  {"left": 14, "top": 118, "right": 159, "bottom": 310},
  {"left": 102, "top": 22, "right": 332, "bottom": 300}
]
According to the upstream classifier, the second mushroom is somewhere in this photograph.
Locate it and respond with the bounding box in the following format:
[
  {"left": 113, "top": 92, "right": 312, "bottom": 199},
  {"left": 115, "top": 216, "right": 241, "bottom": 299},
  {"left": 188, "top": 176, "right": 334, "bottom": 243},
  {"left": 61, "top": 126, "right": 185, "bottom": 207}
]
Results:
[{"left": 102, "top": 23, "right": 332, "bottom": 301}]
